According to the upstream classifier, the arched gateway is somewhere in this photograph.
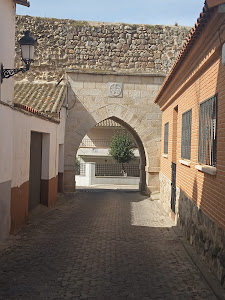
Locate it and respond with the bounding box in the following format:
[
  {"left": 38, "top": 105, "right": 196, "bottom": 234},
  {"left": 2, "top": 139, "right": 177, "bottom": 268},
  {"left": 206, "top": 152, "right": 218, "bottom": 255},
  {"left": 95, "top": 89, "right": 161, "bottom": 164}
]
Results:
[
  {"left": 64, "top": 70, "right": 164, "bottom": 194},
  {"left": 14, "top": 17, "right": 189, "bottom": 195}
]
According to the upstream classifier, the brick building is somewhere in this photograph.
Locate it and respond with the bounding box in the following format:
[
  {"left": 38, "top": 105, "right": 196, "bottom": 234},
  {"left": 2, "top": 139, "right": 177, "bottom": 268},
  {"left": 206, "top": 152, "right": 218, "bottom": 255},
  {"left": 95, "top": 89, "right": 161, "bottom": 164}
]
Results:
[{"left": 155, "top": 0, "right": 225, "bottom": 287}]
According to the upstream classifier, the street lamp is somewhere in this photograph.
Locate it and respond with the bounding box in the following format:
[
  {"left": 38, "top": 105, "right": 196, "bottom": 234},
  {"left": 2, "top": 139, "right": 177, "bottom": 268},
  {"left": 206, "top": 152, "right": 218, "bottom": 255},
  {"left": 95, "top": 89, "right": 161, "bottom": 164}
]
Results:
[{"left": 1, "top": 31, "right": 37, "bottom": 83}]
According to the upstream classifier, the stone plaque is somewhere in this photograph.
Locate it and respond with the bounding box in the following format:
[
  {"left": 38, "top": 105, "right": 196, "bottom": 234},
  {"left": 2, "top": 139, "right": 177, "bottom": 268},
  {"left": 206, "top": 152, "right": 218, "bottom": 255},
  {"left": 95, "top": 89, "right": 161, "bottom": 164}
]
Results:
[{"left": 108, "top": 82, "right": 123, "bottom": 98}]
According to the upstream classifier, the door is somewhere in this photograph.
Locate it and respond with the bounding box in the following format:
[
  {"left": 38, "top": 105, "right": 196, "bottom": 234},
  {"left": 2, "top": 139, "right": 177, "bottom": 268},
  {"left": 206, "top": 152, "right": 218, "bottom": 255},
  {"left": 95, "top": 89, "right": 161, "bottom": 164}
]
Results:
[
  {"left": 29, "top": 132, "right": 42, "bottom": 211},
  {"left": 171, "top": 106, "right": 178, "bottom": 214},
  {"left": 171, "top": 162, "right": 176, "bottom": 214}
]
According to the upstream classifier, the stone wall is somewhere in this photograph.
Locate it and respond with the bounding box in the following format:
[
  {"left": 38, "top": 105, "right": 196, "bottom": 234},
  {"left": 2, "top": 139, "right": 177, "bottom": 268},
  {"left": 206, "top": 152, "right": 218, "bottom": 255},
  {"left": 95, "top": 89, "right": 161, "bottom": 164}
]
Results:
[
  {"left": 159, "top": 171, "right": 171, "bottom": 214},
  {"left": 178, "top": 190, "right": 225, "bottom": 288},
  {"left": 159, "top": 172, "right": 225, "bottom": 288},
  {"left": 159, "top": 171, "right": 180, "bottom": 218},
  {"left": 15, "top": 16, "right": 190, "bottom": 81}
]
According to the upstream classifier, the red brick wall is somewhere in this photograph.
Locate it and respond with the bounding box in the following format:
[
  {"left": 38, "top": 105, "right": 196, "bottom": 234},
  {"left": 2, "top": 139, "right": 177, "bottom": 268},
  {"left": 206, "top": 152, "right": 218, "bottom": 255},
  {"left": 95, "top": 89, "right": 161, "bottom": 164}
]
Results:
[{"left": 159, "top": 12, "right": 225, "bottom": 231}]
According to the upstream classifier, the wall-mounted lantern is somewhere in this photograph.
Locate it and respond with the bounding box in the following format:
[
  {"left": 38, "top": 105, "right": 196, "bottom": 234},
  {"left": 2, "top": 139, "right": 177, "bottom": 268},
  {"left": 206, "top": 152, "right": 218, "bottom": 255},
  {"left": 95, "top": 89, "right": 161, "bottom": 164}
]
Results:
[{"left": 1, "top": 31, "right": 37, "bottom": 83}]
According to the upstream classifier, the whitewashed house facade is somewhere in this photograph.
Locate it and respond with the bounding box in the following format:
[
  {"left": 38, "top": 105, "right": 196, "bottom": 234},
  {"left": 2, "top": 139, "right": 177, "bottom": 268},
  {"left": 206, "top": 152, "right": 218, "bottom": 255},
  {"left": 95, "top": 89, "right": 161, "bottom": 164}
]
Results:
[{"left": 0, "top": 0, "right": 66, "bottom": 240}]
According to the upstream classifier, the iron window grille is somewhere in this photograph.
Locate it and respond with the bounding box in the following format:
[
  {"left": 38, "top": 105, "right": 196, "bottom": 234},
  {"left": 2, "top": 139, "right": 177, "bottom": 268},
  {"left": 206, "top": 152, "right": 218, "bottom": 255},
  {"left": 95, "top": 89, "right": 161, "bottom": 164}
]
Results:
[
  {"left": 76, "top": 163, "right": 86, "bottom": 176},
  {"left": 181, "top": 109, "right": 192, "bottom": 160},
  {"left": 164, "top": 122, "right": 169, "bottom": 154},
  {"left": 198, "top": 94, "right": 217, "bottom": 167},
  {"left": 80, "top": 139, "right": 137, "bottom": 148},
  {"left": 95, "top": 163, "right": 140, "bottom": 177}
]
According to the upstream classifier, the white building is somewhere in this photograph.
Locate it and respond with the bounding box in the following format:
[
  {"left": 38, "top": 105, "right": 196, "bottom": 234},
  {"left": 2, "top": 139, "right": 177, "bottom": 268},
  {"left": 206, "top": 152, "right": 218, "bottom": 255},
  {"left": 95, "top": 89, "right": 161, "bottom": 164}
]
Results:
[
  {"left": 76, "top": 119, "right": 140, "bottom": 187},
  {"left": 0, "top": 0, "right": 66, "bottom": 240}
]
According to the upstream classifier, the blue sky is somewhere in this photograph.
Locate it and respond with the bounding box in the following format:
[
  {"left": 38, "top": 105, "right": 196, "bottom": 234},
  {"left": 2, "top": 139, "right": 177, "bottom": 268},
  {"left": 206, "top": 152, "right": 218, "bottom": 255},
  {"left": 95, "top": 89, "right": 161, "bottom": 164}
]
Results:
[{"left": 17, "top": 0, "right": 205, "bottom": 27}]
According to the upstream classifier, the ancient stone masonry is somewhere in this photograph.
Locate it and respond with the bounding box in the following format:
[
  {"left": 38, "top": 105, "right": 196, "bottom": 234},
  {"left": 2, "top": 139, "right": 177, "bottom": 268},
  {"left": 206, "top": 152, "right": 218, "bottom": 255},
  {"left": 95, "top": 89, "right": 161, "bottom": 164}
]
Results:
[
  {"left": 14, "top": 16, "right": 190, "bottom": 194},
  {"left": 15, "top": 16, "right": 190, "bottom": 81}
]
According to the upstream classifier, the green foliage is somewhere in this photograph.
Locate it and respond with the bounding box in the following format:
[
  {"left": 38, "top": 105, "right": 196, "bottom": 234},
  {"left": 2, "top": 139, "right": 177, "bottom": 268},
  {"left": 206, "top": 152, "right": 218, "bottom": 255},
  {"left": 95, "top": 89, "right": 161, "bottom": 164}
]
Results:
[
  {"left": 75, "top": 157, "right": 80, "bottom": 175},
  {"left": 70, "top": 20, "right": 89, "bottom": 27},
  {"left": 109, "top": 132, "right": 135, "bottom": 169}
]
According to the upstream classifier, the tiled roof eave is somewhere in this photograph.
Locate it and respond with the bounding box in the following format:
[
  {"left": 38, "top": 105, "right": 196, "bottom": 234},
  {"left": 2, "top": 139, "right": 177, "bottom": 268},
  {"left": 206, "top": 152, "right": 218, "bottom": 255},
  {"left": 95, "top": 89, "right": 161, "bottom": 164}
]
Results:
[
  {"left": 52, "top": 85, "right": 67, "bottom": 113},
  {"left": 14, "top": 0, "right": 30, "bottom": 7},
  {"left": 14, "top": 82, "right": 66, "bottom": 118},
  {"left": 95, "top": 119, "right": 122, "bottom": 127},
  {"left": 154, "top": 4, "right": 214, "bottom": 105},
  {"left": 14, "top": 103, "right": 60, "bottom": 123},
  {"left": 206, "top": 0, "right": 225, "bottom": 8}
]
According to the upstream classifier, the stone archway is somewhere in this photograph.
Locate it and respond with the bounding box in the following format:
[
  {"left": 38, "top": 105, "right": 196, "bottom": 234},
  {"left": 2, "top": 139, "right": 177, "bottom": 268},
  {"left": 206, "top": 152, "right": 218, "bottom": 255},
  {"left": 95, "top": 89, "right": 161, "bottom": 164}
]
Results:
[{"left": 64, "top": 71, "right": 164, "bottom": 194}]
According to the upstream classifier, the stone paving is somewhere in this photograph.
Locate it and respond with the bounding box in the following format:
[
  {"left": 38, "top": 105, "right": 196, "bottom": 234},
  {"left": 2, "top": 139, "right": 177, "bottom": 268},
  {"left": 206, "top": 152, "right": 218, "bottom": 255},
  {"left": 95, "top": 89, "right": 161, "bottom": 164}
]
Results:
[{"left": 0, "top": 190, "right": 218, "bottom": 299}]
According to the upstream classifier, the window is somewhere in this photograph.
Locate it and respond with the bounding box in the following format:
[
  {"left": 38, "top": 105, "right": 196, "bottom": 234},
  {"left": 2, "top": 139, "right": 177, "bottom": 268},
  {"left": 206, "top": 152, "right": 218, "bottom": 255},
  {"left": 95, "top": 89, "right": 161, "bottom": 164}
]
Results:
[
  {"left": 198, "top": 94, "right": 217, "bottom": 167},
  {"left": 164, "top": 122, "right": 169, "bottom": 154},
  {"left": 181, "top": 109, "right": 192, "bottom": 160}
]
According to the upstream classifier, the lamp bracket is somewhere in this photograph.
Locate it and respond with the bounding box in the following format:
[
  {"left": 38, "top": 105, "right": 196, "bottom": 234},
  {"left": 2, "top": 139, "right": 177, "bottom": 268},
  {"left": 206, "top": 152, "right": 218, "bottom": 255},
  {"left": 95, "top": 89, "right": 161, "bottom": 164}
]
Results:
[{"left": 1, "top": 61, "right": 31, "bottom": 83}]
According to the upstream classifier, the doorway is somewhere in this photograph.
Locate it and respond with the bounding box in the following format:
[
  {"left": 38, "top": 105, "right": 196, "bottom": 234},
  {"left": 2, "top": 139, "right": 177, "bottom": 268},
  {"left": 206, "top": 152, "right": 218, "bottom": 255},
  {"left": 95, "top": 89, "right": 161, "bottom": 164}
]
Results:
[
  {"left": 29, "top": 132, "right": 42, "bottom": 211},
  {"left": 171, "top": 106, "right": 178, "bottom": 215}
]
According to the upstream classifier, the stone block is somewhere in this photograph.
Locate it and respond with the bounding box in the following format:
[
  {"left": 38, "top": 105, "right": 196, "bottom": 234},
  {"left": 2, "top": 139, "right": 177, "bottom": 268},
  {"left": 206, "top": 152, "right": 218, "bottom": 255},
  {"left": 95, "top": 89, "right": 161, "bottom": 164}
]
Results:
[
  {"left": 140, "top": 90, "right": 152, "bottom": 98},
  {"left": 70, "top": 81, "right": 84, "bottom": 89},
  {"left": 128, "top": 90, "right": 141, "bottom": 98},
  {"left": 95, "top": 82, "right": 107, "bottom": 90},
  {"left": 102, "top": 75, "right": 117, "bottom": 83},
  {"left": 79, "top": 88, "right": 105, "bottom": 97},
  {"left": 64, "top": 170, "right": 75, "bottom": 192},
  {"left": 147, "top": 84, "right": 160, "bottom": 91},
  {"left": 154, "top": 77, "right": 164, "bottom": 84},
  {"left": 134, "top": 84, "right": 147, "bottom": 91},
  {"left": 93, "top": 106, "right": 109, "bottom": 120},
  {"left": 123, "top": 110, "right": 135, "bottom": 124},
  {"left": 124, "top": 83, "right": 135, "bottom": 90},
  {"left": 77, "top": 73, "right": 103, "bottom": 83},
  {"left": 83, "top": 82, "right": 96, "bottom": 89}
]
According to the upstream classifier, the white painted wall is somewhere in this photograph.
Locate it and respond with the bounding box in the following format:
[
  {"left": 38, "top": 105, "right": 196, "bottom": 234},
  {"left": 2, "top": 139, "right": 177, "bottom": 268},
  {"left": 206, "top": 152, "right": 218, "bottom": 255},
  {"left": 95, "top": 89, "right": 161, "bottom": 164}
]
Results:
[
  {"left": 0, "top": 0, "right": 16, "bottom": 104},
  {"left": 78, "top": 148, "right": 140, "bottom": 157},
  {"left": 0, "top": 0, "right": 29, "bottom": 240},
  {"left": 0, "top": 105, "right": 13, "bottom": 183},
  {"left": 11, "top": 107, "right": 66, "bottom": 188},
  {"left": 76, "top": 162, "right": 140, "bottom": 186},
  {"left": 0, "top": 0, "right": 16, "bottom": 241},
  {"left": 0, "top": 0, "right": 67, "bottom": 241},
  {"left": 0, "top": 104, "right": 13, "bottom": 241},
  {"left": 42, "top": 133, "right": 50, "bottom": 180},
  {"left": 94, "top": 176, "right": 139, "bottom": 185},
  {"left": 58, "top": 144, "right": 64, "bottom": 173},
  {"left": 1, "top": 107, "right": 65, "bottom": 188},
  {"left": 0, "top": 99, "right": 66, "bottom": 242}
]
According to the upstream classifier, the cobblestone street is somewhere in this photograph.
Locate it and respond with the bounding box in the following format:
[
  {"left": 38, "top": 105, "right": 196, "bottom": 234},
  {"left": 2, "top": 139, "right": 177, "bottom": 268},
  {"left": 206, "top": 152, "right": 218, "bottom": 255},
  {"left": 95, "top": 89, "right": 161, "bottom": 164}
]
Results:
[{"left": 0, "top": 190, "right": 219, "bottom": 299}]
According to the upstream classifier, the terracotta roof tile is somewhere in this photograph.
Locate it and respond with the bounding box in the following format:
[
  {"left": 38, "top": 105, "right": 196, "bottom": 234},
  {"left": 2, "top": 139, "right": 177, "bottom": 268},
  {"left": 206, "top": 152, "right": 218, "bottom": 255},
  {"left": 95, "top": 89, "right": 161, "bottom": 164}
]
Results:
[
  {"left": 14, "top": 82, "right": 66, "bottom": 118},
  {"left": 14, "top": 0, "right": 30, "bottom": 7},
  {"left": 206, "top": 0, "right": 225, "bottom": 8},
  {"left": 95, "top": 119, "right": 121, "bottom": 127}
]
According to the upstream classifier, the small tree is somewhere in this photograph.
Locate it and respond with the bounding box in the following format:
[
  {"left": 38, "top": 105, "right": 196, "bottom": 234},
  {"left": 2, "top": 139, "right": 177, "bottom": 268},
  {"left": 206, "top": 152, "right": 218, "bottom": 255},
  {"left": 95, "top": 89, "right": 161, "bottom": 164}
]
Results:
[
  {"left": 75, "top": 157, "right": 81, "bottom": 175},
  {"left": 109, "top": 131, "right": 135, "bottom": 175}
]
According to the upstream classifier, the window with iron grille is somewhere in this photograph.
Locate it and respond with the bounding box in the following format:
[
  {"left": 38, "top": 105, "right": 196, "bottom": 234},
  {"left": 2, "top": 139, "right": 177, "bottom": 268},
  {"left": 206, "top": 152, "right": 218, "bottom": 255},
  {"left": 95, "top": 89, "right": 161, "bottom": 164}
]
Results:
[
  {"left": 164, "top": 122, "right": 169, "bottom": 154},
  {"left": 198, "top": 94, "right": 217, "bottom": 167},
  {"left": 181, "top": 109, "right": 192, "bottom": 160}
]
